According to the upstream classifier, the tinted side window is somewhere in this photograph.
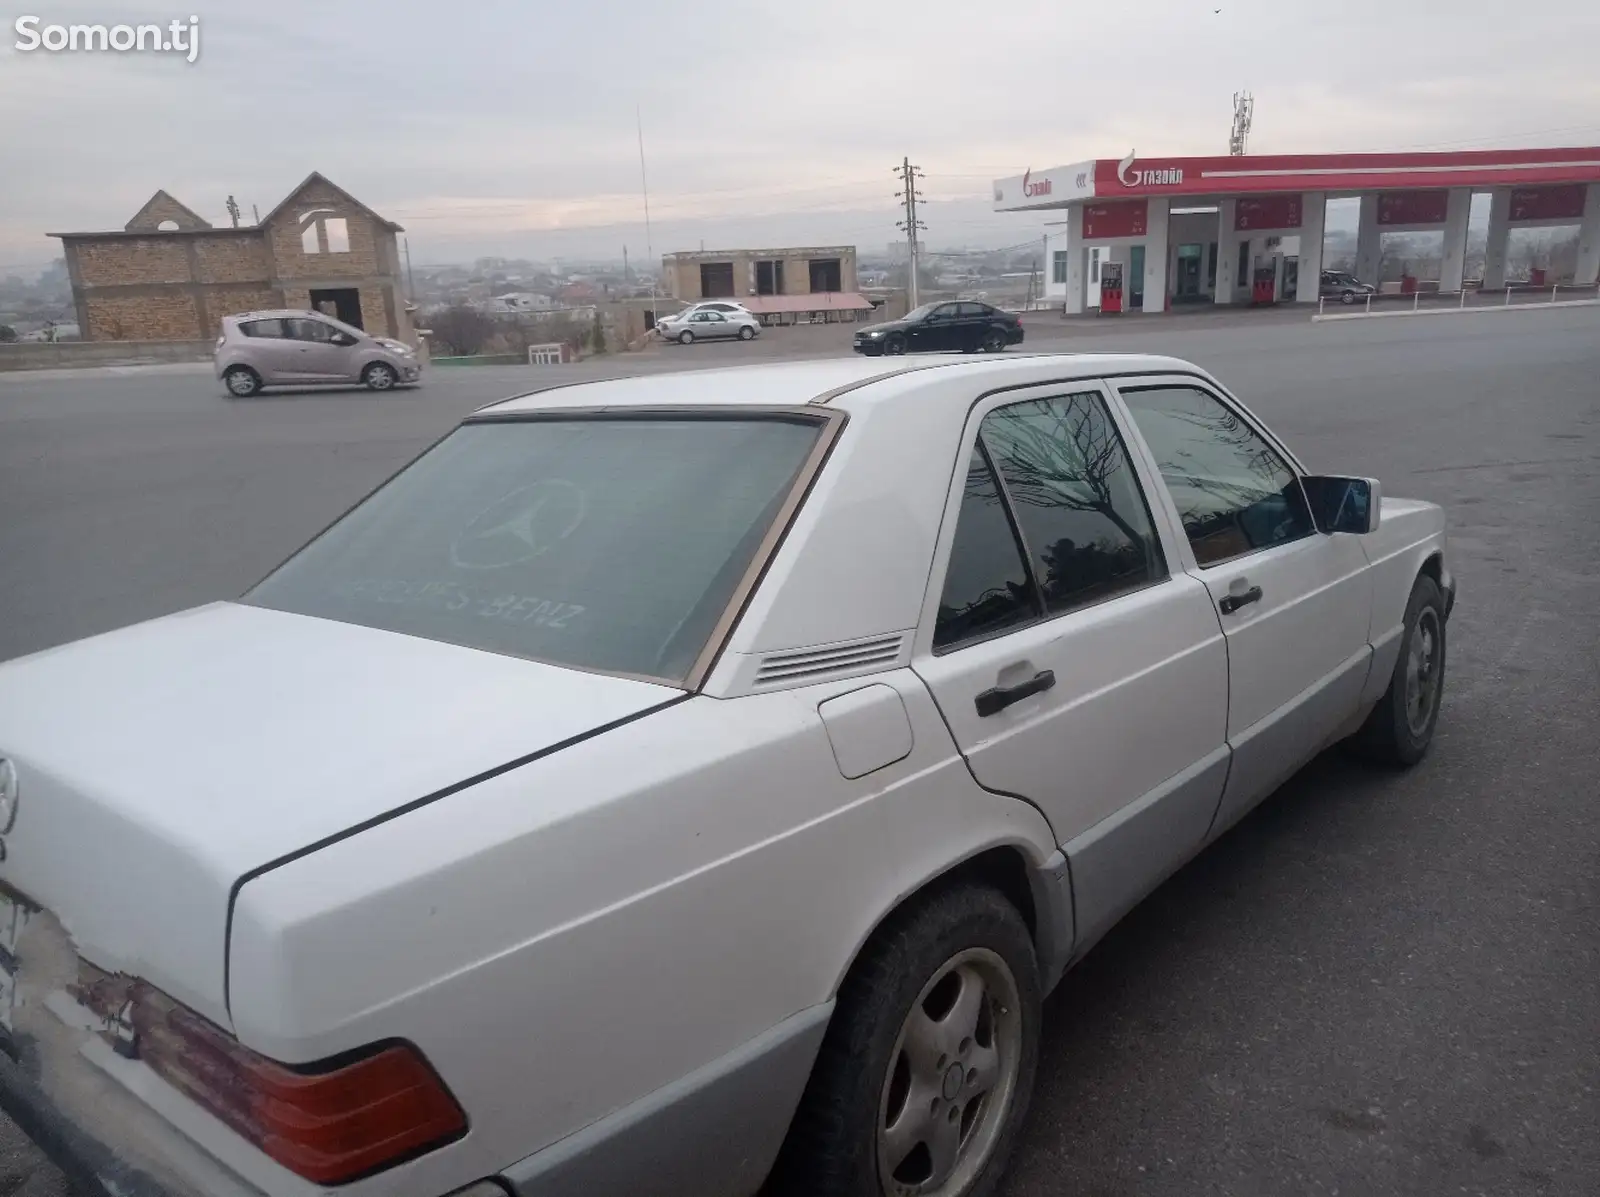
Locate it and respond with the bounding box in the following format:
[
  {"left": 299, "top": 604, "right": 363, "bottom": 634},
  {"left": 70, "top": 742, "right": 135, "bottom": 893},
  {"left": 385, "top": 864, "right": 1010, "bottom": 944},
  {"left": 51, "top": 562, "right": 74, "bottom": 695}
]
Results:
[
  {"left": 981, "top": 392, "right": 1167, "bottom": 614},
  {"left": 285, "top": 318, "right": 335, "bottom": 343},
  {"left": 240, "top": 319, "right": 283, "bottom": 338},
  {"left": 934, "top": 446, "right": 1039, "bottom": 649},
  {"left": 956, "top": 302, "right": 987, "bottom": 318},
  {"left": 1121, "top": 385, "right": 1314, "bottom": 566}
]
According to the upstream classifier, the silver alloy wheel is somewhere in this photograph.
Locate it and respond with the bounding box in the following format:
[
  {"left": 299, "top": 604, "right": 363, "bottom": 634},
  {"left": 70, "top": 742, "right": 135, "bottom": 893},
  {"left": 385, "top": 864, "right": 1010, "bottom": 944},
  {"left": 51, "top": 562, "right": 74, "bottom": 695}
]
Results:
[
  {"left": 365, "top": 363, "right": 396, "bottom": 390},
  {"left": 225, "top": 368, "right": 258, "bottom": 396},
  {"left": 876, "top": 947, "right": 1022, "bottom": 1196},
  {"left": 1404, "top": 607, "right": 1442, "bottom": 736},
  {"left": 679, "top": 330, "right": 694, "bottom": 344}
]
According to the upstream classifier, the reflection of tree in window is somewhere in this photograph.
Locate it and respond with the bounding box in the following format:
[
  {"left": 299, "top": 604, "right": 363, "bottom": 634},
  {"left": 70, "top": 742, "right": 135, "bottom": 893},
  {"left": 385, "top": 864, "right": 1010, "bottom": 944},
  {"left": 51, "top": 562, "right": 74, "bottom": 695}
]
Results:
[
  {"left": 980, "top": 393, "right": 1164, "bottom": 614},
  {"left": 933, "top": 447, "right": 1038, "bottom": 648},
  {"left": 1121, "top": 386, "right": 1312, "bottom": 566}
]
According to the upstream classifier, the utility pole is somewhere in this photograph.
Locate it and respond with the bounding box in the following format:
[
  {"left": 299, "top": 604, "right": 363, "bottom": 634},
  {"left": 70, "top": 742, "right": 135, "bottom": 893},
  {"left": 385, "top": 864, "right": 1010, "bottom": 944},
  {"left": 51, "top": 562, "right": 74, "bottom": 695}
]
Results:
[
  {"left": 225, "top": 195, "right": 242, "bottom": 228},
  {"left": 251, "top": 204, "right": 260, "bottom": 225},
  {"left": 636, "top": 103, "right": 657, "bottom": 318},
  {"left": 894, "top": 157, "right": 926, "bottom": 308}
]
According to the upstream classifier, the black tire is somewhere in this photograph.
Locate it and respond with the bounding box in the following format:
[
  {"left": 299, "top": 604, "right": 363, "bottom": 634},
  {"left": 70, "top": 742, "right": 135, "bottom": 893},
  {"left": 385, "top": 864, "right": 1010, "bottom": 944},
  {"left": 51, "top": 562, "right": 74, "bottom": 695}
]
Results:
[
  {"left": 362, "top": 361, "right": 397, "bottom": 391},
  {"left": 1341, "top": 290, "right": 1357, "bottom": 305},
  {"left": 884, "top": 335, "right": 906, "bottom": 356},
  {"left": 770, "top": 884, "right": 1041, "bottom": 1197},
  {"left": 739, "top": 325, "right": 756, "bottom": 340},
  {"left": 1349, "top": 574, "right": 1447, "bottom": 767},
  {"left": 678, "top": 330, "right": 695, "bottom": 345},
  {"left": 982, "top": 329, "right": 1007, "bottom": 353},
  {"left": 223, "top": 366, "right": 261, "bottom": 398}
]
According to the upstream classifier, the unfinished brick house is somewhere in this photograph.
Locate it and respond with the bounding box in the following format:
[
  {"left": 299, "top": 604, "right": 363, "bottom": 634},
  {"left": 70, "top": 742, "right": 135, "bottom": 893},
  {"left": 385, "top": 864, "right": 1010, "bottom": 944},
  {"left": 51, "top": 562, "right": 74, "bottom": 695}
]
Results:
[{"left": 50, "top": 173, "right": 413, "bottom": 343}]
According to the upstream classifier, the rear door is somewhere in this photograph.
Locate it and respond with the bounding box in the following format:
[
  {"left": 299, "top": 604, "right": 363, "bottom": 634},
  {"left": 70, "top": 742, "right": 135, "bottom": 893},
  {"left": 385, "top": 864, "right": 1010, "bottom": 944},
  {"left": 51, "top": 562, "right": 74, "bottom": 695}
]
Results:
[
  {"left": 955, "top": 303, "right": 989, "bottom": 351},
  {"left": 237, "top": 318, "right": 304, "bottom": 382},
  {"left": 1111, "top": 377, "right": 1374, "bottom": 836},
  {"left": 913, "top": 382, "right": 1230, "bottom": 949}
]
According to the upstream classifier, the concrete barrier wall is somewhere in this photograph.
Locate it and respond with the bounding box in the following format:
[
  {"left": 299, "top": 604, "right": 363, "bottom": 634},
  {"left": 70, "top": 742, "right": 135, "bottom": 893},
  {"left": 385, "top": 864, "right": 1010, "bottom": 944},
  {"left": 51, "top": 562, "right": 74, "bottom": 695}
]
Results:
[{"left": 0, "top": 340, "right": 213, "bottom": 372}]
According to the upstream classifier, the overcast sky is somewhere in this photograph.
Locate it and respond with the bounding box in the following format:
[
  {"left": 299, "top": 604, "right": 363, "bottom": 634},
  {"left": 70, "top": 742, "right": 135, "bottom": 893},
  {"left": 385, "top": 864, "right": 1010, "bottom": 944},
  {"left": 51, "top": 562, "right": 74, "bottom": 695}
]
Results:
[{"left": 3, "top": 0, "right": 1598, "bottom": 272}]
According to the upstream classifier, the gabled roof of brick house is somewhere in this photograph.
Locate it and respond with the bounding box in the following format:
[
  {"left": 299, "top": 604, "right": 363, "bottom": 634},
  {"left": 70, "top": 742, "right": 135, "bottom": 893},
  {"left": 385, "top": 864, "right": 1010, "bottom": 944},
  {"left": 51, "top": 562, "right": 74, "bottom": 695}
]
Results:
[
  {"left": 124, "top": 190, "right": 212, "bottom": 231},
  {"left": 50, "top": 172, "right": 403, "bottom": 240},
  {"left": 259, "top": 171, "right": 405, "bottom": 233}
]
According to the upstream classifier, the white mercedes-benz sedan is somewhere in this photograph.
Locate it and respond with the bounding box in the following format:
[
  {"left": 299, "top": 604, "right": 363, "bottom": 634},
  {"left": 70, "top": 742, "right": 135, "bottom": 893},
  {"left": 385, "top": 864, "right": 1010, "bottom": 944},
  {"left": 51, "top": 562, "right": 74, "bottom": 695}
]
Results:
[{"left": 0, "top": 354, "right": 1454, "bottom": 1197}]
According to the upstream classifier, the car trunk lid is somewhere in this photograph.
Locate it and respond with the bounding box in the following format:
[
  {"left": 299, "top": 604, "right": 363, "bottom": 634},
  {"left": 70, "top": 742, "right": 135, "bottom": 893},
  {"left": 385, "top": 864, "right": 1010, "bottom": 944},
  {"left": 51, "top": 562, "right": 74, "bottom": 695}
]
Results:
[{"left": 0, "top": 602, "right": 681, "bottom": 1029}]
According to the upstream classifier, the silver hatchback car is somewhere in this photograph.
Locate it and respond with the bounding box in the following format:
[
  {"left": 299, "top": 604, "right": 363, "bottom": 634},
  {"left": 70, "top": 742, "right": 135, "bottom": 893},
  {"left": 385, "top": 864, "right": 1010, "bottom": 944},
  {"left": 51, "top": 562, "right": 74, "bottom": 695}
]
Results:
[{"left": 215, "top": 310, "right": 422, "bottom": 396}]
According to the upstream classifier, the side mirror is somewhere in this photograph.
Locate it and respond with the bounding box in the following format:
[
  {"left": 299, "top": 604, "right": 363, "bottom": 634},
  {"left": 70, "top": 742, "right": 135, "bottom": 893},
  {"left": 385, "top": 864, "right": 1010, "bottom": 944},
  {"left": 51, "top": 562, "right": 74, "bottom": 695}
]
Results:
[{"left": 1302, "top": 475, "right": 1381, "bottom": 534}]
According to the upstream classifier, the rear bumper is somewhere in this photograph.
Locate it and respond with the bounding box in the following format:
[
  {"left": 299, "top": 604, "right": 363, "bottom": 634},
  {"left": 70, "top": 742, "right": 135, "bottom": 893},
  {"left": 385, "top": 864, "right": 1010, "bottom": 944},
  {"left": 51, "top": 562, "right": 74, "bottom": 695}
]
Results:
[
  {"left": 0, "top": 1047, "right": 501, "bottom": 1197},
  {"left": 0, "top": 1044, "right": 238, "bottom": 1197}
]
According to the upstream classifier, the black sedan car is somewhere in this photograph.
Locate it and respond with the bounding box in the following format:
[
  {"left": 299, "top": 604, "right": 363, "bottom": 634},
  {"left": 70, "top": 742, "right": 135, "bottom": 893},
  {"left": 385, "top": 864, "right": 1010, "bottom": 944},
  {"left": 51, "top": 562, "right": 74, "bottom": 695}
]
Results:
[{"left": 854, "top": 300, "right": 1025, "bottom": 356}]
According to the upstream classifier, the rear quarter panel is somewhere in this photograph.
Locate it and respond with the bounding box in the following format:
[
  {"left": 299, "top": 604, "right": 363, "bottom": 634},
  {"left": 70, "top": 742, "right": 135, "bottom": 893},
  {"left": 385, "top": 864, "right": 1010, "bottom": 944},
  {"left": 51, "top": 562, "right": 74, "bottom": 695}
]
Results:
[{"left": 227, "top": 675, "right": 1057, "bottom": 1188}]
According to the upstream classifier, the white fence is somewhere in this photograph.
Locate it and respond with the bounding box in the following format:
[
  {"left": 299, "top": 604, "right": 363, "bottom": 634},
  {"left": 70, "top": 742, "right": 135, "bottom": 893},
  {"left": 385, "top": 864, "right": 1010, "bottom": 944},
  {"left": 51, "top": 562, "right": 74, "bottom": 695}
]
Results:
[
  {"left": 1315, "top": 282, "right": 1600, "bottom": 321},
  {"left": 526, "top": 343, "right": 567, "bottom": 365}
]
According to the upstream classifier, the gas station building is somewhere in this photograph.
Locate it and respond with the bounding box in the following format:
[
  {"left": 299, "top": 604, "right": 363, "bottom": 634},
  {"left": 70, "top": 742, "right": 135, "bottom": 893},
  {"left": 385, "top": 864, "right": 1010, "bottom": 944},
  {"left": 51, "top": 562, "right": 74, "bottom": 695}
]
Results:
[{"left": 992, "top": 147, "right": 1600, "bottom": 314}]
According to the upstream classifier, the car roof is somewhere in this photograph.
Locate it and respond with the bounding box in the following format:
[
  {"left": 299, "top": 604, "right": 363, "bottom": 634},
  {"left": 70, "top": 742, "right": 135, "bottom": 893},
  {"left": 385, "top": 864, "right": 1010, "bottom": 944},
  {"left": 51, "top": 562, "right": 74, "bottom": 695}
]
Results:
[
  {"left": 224, "top": 309, "right": 338, "bottom": 322},
  {"left": 476, "top": 353, "right": 1201, "bottom": 416}
]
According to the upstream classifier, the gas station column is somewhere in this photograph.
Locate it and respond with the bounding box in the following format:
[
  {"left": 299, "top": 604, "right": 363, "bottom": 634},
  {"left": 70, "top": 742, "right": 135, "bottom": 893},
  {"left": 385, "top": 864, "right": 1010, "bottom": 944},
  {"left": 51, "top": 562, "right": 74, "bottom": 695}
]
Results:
[
  {"left": 1141, "top": 198, "right": 1169, "bottom": 314},
  {"left": 1438, "top": 188, "right": 1472, "bottom": 293},
  {"left": 1063, "top": 204, "right": 1087, "bottom": 315},
  {"left": 1355, "top": 194, "right": 1381, "bottom": 284},
  {"left": 1214, "top": 199, "right": 1237, "bottom": 304},
  {"left": 1297, "top": 192, "right": 1326, "bottom": 303},
  {"left": 1482, "top": 187, "right": 1511, "bottom": 289},
  {"left": 1575, "top": 183, "right": 1600, "bottom": 287}
]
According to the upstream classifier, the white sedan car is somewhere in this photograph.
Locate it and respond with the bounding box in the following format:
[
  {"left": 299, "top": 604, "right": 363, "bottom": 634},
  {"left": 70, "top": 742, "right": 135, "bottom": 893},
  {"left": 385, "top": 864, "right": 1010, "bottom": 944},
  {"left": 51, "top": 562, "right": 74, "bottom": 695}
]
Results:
[
  {"left": 0, "top": 354, "right": 1454, "bottom": 1197},
  {"left": 656, "top": 304, "right": 761, "bottom": 344}
]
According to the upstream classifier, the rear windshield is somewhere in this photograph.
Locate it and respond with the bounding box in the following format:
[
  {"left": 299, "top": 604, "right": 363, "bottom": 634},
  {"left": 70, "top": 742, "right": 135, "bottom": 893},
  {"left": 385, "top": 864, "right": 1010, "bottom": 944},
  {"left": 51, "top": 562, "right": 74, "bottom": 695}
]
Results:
[{"left": 246, "top": 414, "right": 824, "bottom": 682}]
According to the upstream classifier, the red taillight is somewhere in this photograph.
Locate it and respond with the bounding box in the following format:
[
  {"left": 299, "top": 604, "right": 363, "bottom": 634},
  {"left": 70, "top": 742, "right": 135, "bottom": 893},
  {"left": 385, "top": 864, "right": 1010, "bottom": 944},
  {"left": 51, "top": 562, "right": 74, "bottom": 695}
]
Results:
[{"left": 79, "top": 970, "right": 465, "bottom": 1185}]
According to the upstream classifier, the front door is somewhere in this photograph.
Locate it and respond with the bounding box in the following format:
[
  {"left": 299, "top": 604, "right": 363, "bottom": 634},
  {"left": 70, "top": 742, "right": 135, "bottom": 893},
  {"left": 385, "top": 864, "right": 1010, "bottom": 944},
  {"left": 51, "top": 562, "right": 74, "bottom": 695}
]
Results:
[
  {"left": 913, "top": 383, "right": 1231, "bottom": 950},
  {"left": 1113, "top": 379, "right": 1374, "bottom": 837},
  {"left": 908, "top": 305, "right": 953, "bottom": 351},
  {"left": 283, "top": 317, "right": 357, "bottom": 381}
]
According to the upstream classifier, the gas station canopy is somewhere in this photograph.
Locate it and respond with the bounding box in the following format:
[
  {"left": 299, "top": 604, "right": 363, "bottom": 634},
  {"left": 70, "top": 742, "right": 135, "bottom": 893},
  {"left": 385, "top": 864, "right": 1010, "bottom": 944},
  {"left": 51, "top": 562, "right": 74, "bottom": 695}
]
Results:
[
  {"left": 993, "top": 146, "right": 1600, "bottom": 314},
  {"left": 994, "top": 147, "right": 1600, "bottom": 209}
]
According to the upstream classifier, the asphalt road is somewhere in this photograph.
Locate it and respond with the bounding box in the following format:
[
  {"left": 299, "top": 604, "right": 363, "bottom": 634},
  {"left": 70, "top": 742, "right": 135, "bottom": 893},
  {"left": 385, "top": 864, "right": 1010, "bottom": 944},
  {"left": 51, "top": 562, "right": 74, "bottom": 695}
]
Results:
[{"left": 1, "top": 307, "right": 1597, "bottom": 1196}]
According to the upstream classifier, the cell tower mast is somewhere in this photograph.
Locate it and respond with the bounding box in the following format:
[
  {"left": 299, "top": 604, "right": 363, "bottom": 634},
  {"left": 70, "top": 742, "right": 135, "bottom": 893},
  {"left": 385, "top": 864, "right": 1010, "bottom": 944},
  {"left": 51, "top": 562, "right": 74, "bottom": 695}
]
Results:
[{"left": 1229, "top": 91, "right": 1254, "bottom": 156}]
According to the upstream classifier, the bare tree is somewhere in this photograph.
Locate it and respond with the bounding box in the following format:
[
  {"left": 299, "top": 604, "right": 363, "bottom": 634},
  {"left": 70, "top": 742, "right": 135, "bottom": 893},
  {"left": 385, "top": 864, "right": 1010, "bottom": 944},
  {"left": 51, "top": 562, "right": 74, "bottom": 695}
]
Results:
[{"left": 428, "top": 304, "right": 494, "bottom": 356}]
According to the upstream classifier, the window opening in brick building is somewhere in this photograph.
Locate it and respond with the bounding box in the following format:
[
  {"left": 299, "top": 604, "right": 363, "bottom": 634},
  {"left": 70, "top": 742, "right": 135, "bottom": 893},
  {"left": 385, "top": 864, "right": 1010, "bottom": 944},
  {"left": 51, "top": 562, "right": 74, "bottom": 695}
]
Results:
[
  {"left": 755, "top": 260, "right": 785, "bottom": 295},
  {"left": 809, "top": 258, "right": 842, "bottom": 292},
  {"left": 309, "top": 287, "right": 363, "bottom": 329}
]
